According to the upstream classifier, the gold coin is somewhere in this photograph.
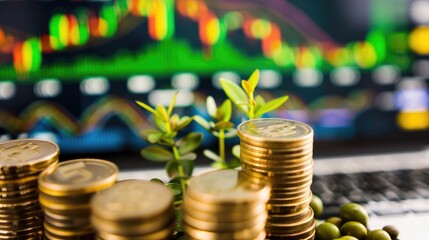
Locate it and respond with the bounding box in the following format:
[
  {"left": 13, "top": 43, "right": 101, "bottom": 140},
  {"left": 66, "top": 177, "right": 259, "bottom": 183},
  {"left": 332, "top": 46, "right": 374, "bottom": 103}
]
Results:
[
  {"left": 44, "top": 221, "right": 94, "bottom": 237},
  {"left": 39, "top": 194, "right": 89, "bottom": 211},
  {"left": 241, "top": 163, "right": 313, "bottom": 178},
  {"left": 266, "top": 219, "right": 315, "bottom": 239},
  {"left": 182, "top": 199, "right": 266, "bottom": 222},
  {"left": 45, "top": 229, "right": 94, "bottom": 240},
  {"left": 240, "top": 137, "right": 313, "bottom": 151},
  {"left": 39, "top": 191, "right": 92, "bottom": 205},
  {"left": 266, "top": 208, "right": 314, "bottom": 232},
  {"left": 0, "top": 175, "right": 38, "bottom": 185},
  {"left": 240, "top": 142, "right": 313, "bottom": 155},
  {"left": 91, "top": 180, "right": 173, "bottom": 221},
  {"left": 268, "top": 207, "right": 310, "bottom": 223},
  {"left": 0, "top": 224, "right": 43, "bottom": 237},
  {"left": 44, "top": 208, "right": 90, "bottom": 221},
  {"left": 0, "top": 139, "right": 59, "bottom": 173},
  {"left": 44, "top": 211, "right": 91, "bottom": 229},
  {"left": 240, "top": 154, "right": 313, "bottom": 170},
  {"left": 183, "top": 211, "right": 267, "bottom": 232},
  {"left": 237, "top": 118, "right": 313, "bottom": 144},
  {"left": 240, "top": 146, "right": 313, "bottom": 160},
  {"left": 184, "top": 220, "right": 265, "bottom": 240},
  {"left": 186, "top": 169, "right": 270, "bottom": 205},
  {"left": 0, "top": 180, "right": 38, "bottom": 192},
  {"left": 38, "top": 159, "right": 118, "bottom": 196},
  {"left": 96, "top": 221, "right": 174, "bottom": 240},
  {"left": 0, "top": 187, "right": 39, "bottom": 199},
  {"left": 0, "top": 208, "right": 43, "bottom": 220},
  {"left": 91, "top": 209, "right": 174, "bottom": 236}
]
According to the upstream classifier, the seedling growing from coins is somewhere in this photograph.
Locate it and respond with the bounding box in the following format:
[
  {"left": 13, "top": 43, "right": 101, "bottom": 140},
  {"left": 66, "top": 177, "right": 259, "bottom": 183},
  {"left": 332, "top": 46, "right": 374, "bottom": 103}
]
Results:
[
  {"left": 136, "top": 92, "right": 203, "bottom": 206},
  {"left": 196, "top": 69, "right": 289, "bottom": 169}
]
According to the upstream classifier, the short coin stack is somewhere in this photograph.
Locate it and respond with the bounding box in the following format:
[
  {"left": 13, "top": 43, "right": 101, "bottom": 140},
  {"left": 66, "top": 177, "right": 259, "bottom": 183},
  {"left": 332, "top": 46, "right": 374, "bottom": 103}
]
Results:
[
  {"left": 91, "top": 180, "right": 175, "bottom": 240},
  {"left": 182, "top": 169, "right": 271, "bottom": 240},
  {"left": 237, "top": 118, "right": 315, "bottom": 240},
  {"left": 0, "top": 139, "right": 59, "bottom": 239},
  {"left": 38, "top": 159, "right": 118, "bottom": 240}
]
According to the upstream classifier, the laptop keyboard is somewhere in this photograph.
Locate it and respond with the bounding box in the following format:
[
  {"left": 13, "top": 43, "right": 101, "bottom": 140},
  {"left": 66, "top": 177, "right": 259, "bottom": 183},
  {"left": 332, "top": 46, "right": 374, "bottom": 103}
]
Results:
[{"left": 311, "top": 167, "right": 429, "bottom": 218}]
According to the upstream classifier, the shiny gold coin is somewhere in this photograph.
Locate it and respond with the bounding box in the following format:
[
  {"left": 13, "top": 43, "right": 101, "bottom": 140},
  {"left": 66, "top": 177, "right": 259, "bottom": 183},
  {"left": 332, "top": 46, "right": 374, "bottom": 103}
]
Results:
[
  {"left": 268, "top": 206, "right": 310, "bottom": 223},
  {"left": 0, "top": 139, "right": 59, "bottom": 173},
  {"left": 96, "top": 221, "right": 174, "bottom": 240},
  {"left": 0, "top": 175, "right": 38, "bottom": 185},
  {"left": 38, "top": 159, "right": 118, "bottom": 196},
  {"left": 241, "top": 157, "right": 313, "bottom": 173},
  {"left": 0, "top": 187, "right": 38, "bottom": 199},
  {"left": 183, "top": 192, "right": 267, "bottom": 215},
  {"left": 183, "top": 199, "right": 266, "bottom": 222},
  {"left": 266, "top": 208, "right": 314, "bottom": 233},
  {"left": 240, "top": 141, "right": 313, "bottom": 155},
  {"left": 39, "top": 194, "right": 89, "bottom": 212},
  {"left": 240, "top": 146, "right": 313, "bottom": 161},
  {"left": 0, "top": 202, "right": 41, "bottom": 215},
  {"left": 237, "top": 118, "right": 313, "bottom": 144},
  {"left": 240, "top": 155, "right": 313, "bottom": 172},
  {"left": 0, "top": 180, "right": 38, "bottom": 192},
  {"left": 183, "top": 211, "right": 267, "bottom": 232},
  {"left": 241, "top": 163, "right": 313, "bottom": 178},
  {"left": 39, "top": 191, "right": 92, "bottom": 205},
  {"left": 0, "top": 225, "right": 43, "bottom": 238},
  {"left": 0, "top": 195, "right": 40, "bottom": 208},
  {"left": 44, "top": 221, "right": 94, "bottom": 237},
  {"left": 266, "top": 219, "right": 315, "bottom": 239},
  {"left": 0, "top": 208, "right": 43, "bottom": 220},
  {"left": 91, "top": 209, "right": 174, "bottom": 236},
  {"left": 45, "top": 230, "right": 94, "bottom": 240},
  {"left": 44, "top": 211, "right": 91, "bottom": 229},
  {"left": 186, "top": 169, "right": 271, "bottom": 205},
  {"left": 184, "top": 220, "right": 265, "bottom": 240},
  {"left": 269, "top": 191, "right": 312, "bottom": 205},
  {"left": 91, "top": 180, "right": 173, "bottom": 221},
  {"left": 186, "top": 230, "right": 266, "bottom": 240},
  {"left": 240, "top": 137, "right": 313, "bottom": 151}
]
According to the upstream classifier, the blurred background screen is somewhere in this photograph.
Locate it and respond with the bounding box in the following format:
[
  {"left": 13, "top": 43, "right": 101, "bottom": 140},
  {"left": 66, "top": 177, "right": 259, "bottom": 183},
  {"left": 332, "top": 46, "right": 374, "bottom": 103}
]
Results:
[{"left": 0, "top": 0, "right": 428, "bottom": 161}]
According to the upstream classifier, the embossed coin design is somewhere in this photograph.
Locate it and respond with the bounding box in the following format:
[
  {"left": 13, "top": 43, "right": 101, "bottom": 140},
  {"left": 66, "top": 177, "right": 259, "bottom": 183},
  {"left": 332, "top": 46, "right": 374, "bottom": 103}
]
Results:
[
  {"left": 91, "top": 180, "right": 174, "bottom": 239},
  {"left": 39, "top": 158, "right": 118, "bottom": 239},
  {"left": 0, "top": 139, "right": 59, "bottom": 239}
]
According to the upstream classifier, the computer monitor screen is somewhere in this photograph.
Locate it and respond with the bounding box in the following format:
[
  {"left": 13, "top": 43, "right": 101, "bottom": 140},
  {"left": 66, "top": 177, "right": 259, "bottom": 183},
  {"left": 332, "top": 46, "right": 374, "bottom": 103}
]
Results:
[{"left": 0, "top": 0, "right": 428, "bottom": 157}]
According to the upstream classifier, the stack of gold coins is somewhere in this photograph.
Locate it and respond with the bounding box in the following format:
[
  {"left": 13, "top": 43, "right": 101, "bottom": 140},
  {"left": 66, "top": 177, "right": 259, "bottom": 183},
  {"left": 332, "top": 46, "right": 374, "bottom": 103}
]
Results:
[
  {"left": 237, "top": 118, "right": 315, "bottom": 240},
  {"left": 0, "top": 139, "right": 59, "bottom": 239},
  {"left": 182, "top": 169, "right": 270, "bottom": 240},
  {"left": 90, "top": 180, "right": 175, "bottom": 240},
  {"left": 38, "top": 159, "right": 118, "bottom": 240}
]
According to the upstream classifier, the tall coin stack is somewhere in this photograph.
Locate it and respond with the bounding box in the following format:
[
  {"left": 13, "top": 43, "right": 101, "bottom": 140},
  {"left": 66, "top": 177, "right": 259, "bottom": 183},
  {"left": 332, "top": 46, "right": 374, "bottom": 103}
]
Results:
[
  {"left": 38, "top": 159, "right": 118, "bottom": 240},
  {"left": 91, "top": 180, "right": 175, "bottom": 240},
  {"left": 182, "top": 169, "right": 271, "bottom": 240},
  {"left": 237, "top": 118, "right": 315, "bottom": 240},
  {"left": 0, "top": 139, "right": 59, "bottom": 239}
]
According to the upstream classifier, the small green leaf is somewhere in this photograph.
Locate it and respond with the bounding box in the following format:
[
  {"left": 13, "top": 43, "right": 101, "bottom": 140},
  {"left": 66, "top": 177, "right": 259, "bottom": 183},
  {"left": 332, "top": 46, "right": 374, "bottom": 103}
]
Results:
[
  {"left": 254, "top": 95, "right": 289, "bottom": 117},
  {"left": 247, "top": 69, "right": 260, "bottom": 90},
  {"left": 166, "top": 160, "right": 194, "bottom": 178},
  {"left": 211, "top": 161, "right": 227, "bottom": 169},
  {"left": 156, "top": 105, "right": 169, "bottom": 122},
  {"left": 214, "top": 121, "right": 234, "bottom": 130},
  {"left": 232, "top": 145, "right": 240, "bottom": 159},
  {"left": 177, "top": 132, "right": 203, "bottom": 155},
  {"left": 150, "top": 178, "right": 164, "bottom": 184},
  {"left": 174, "top": 116, "right": 193, "bottom": 132},
  {"left": 167, "top": 91, "right": 178, "bottom": 117},
  {"left": 135, "top": 100, "right": 160, "bottom": 118},
  {"left": 158, "top": 138, "right": 175, "bottom": 147},
  {"left": 206, "top": 96, "right": 217, "bottom": 118},
  {"left": 170, "top": 114, "right": 180, "bottom": 129},
  {"left": 193, "top": 115, "right": 211, "bottom": 130},
  {"left": 141, "top": 146, "right": 174, "bottom": 162},
  {"left": 140, "top": 129, "right": 161, "bottom": 141},
  {"left": 154, "top": 115, "right": 167, "bottom": 132},
  {"left": 165, "top": 182, "right": 182, "bottom": 196},
  {"left": 241, "top": 80, "right": 252, "bottom": 95},
  {"left": 220, "top": 78, "right": 249, "bottom": 113},
  {"left": 147, "top": 132, "right": 163, "bottom": 143},
  {"left": 180, "top": 152, "right": 197, "bottom": 161},
  {"left": 203, "top": 149, "right": 222, "bottom": 162},
  {"left": 217, "top": 99, "right": 232, "bottom": 122},
  {"left": 254, "top": 95, "right": 266, "bottom": 114}
]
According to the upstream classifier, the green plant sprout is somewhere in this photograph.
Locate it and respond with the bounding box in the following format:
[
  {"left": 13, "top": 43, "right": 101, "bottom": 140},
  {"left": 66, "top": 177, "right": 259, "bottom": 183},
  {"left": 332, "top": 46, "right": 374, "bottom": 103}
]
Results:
[
  {"left": 135, "top": 92, "right": 203, "bottom": 206},
  {"left": 220, "top": 69, "right": 289, "bottom": 120},
  {"left": 194, "top": 97, "right": 240, "bottom": 169},
  {"left": 195, "top": 69, "right": 289, "bottom": 169}
]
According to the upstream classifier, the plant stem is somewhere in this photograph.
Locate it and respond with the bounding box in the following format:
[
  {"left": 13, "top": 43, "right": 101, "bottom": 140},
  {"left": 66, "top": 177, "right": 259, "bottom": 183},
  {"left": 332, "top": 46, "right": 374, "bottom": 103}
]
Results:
[
  {"left": 172, "top": 146, "right": 186, "bottom": 194},
  {"left": 219, "top": 129, "right": 225, "bottom": 166},
  {"left": 249, "top": 93, "right": 255, "bottom": 119}
]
